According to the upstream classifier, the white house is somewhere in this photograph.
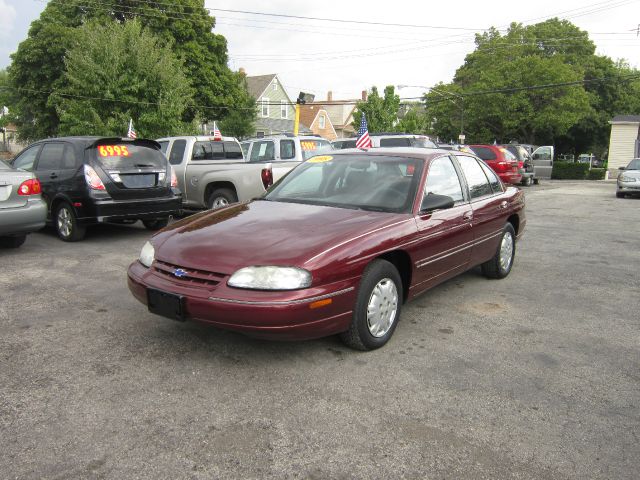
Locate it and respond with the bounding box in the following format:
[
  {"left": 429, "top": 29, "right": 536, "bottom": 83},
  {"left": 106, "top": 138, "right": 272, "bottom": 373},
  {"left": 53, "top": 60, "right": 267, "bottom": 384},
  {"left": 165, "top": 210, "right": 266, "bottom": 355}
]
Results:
[{"left": 608, "top": 115, "right": 640, "bottom": 171}]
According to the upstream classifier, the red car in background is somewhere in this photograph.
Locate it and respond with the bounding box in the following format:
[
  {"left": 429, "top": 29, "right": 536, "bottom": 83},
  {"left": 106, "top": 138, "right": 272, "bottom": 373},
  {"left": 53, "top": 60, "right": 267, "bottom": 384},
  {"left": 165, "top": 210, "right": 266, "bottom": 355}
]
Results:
[{"left": 469, "top": 145, "right": 522, "bottom": 185}]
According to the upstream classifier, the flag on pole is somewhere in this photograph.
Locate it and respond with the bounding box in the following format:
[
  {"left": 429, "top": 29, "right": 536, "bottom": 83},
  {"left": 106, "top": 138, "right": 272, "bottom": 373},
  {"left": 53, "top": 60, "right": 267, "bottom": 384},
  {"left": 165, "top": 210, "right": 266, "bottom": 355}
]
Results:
[
  {"left": 212, "top": 121, "right": 222, "bottom": 141},
  {"left": 355, "top": 113, "right": 372, "bottom": 149},
  {"left": 127, "top": 119, "right": 137, "bottom": 139}
]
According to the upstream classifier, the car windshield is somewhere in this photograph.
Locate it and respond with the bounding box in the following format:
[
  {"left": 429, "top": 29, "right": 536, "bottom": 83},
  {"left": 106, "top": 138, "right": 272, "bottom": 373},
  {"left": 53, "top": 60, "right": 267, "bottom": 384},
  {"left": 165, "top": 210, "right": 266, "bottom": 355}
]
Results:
[
  {"left": 626, "top": 159, "right": 640, "bottom": 170},
  {"left": 264, "top": 154, "right": 422, "bottom": 213}
]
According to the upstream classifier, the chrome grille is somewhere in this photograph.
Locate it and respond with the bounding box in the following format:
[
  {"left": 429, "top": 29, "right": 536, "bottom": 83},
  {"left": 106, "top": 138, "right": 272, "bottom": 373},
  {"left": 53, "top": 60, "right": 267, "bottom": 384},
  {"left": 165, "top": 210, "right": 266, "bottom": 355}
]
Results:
[{"left": 153, "top": 260, "right": 226, "bottom": 288}]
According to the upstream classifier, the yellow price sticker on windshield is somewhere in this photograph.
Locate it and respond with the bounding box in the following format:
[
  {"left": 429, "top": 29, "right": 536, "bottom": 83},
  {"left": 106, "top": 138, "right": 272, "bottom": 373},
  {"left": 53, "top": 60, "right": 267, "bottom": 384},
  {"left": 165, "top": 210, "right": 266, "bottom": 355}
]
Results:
[{"left": 308, "top": 155, "right": 333, "bottom": 163}]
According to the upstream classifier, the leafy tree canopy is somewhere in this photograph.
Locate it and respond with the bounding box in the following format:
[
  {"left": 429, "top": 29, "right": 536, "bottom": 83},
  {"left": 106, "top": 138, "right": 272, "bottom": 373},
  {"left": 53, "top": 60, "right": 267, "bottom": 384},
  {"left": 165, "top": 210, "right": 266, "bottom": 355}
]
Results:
[
  {"left": 8, "top": 0, "right": 254, "bottom": 141},
  {"left": 425, "top": 18, "right": 640, "bottom": 154},
  {"left": 56, "top": 20, "right": 195, "bottom": 138},
  {"left": 352, "top": 86, "right": 400, "bottom": 133}
]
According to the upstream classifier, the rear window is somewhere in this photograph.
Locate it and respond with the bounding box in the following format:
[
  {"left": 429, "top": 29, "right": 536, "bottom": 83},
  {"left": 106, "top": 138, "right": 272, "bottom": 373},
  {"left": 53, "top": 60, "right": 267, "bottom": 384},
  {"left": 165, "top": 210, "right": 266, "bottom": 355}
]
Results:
[
  {"left": 300, "top": 139, "right": 332, "bottom": 160},
  {"left": 410, "top": 137, "right": 437, "bottom": 148},
  {"left": 470, "top": 146, "right": 497, "bottom": 161},
  {"left": 380, "top": 138, "right": 411, "bottom": 147},
  {"left": 334, "top": 140, "right": 357, "bottom": 149},
  {"left": 94, "top": 143, "right": 166, "bottom": 170},
  {"left": 192, "top": 141, "right": 243, "bottom": 160}
]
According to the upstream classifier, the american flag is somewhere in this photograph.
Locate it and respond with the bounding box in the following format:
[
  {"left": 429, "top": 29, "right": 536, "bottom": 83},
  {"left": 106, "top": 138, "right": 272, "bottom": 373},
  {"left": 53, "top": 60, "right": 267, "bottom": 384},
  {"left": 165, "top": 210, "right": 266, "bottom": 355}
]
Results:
[
  {"left": 127, "top": 119, "right": 137, "bottom": 139},
  {"left": 355, "top": 113, "right": 372, "bottom": 149},
  {"left": 212, "top": 121, "right": 222, "bottom": 141}
]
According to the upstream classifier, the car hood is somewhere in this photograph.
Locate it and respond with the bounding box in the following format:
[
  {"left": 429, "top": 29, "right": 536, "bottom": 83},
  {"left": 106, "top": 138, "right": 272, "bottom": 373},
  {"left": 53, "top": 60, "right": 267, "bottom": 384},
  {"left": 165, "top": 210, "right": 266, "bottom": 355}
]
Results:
[
  {"left": 620, "top": 169, "right": 640, "bottom": 179},
  {"left": 154, "top": 200, "right": 410, "bottom": 274}
]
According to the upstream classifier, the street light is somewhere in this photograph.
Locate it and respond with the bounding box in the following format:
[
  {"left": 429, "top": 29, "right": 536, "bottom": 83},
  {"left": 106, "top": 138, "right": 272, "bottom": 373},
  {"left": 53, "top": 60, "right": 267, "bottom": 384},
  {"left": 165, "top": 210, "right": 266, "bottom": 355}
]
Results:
[{"left": 397, "top": 84, "right": 465, "bottom": 143}]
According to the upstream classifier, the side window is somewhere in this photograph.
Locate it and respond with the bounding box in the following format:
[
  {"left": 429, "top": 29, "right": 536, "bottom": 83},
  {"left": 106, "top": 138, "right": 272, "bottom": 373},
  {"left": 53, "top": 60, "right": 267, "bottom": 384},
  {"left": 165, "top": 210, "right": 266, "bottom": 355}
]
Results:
[
  {"left": 168, "top": 140, "right": 186, "bottom": 165},
  {"left": 478, "top": 160, "right": 503, "bottom": 193},
  {"left": 457, "top": 156, "right": 493, "bottom": 200},
  {"left": 241, "top": 142, "right": 250, "bottom": 158},
  {"left": 12, "top": 145, "right": 41, "bottom": 172},
  {"left": 158, "top": 141, "right": 169, "bottom": 154},
  {"left": 249, "top": 141, "right": 275, "bottom": 162},
  {"left": 280, "top": 140, "right": 295, "bottom": 160},
  {"left": 62, "top": 145, "right": 78, "bottom": 169},
  {"left": 424, "top": 157, "right": 464, "bottom": 203},
  {"left": 224, "top": 142, "right": 243, "bottom": 159},
  {"left": 36, "top": 143, "right": 65, "bottom": 170}
]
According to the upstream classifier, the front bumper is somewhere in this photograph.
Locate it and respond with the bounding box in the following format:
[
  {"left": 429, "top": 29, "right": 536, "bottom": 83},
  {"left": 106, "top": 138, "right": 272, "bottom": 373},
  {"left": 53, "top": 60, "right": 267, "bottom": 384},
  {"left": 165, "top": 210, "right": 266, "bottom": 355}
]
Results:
[
  {"left": 617, "top": 180, "right": 640, "bottom": 194},
  {"left": 0, "top": 198, "right": 47, "bottom": 236},
  {"left": 127, "top": 261, "right": 357, "bottom": 340},
  {"left": 78, "top": 195, "right": 182, "bottom": 224}
]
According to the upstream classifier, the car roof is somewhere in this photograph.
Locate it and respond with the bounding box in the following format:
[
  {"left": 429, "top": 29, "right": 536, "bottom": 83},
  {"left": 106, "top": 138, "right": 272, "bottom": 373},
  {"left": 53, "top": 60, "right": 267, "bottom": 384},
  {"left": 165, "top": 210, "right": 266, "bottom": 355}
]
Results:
[
  {"left": 156, "top": 135, "right": 238, "bottom": 142},
  {"left": 30, "top": 136, "right": 161, "bottom": 149},
  {"left": 328, "top": 147, "right": 453, "bottom": 160}
]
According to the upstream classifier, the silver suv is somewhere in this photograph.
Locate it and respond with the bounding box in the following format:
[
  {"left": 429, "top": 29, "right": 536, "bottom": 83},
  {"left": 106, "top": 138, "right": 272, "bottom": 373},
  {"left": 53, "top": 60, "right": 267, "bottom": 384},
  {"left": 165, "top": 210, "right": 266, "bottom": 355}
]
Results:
[{"left": 241, "top": 135, "right": 333, "bottom": 181}]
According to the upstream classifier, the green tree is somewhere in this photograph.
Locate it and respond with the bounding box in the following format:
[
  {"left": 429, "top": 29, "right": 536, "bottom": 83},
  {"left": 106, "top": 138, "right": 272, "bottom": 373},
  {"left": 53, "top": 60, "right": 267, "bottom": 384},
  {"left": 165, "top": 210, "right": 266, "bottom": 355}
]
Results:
[
  {"left": 55, "top": 20, "right": 194, "bottom": 138},
  {"left": 8, "top": 0, "right": 253, "bottom": 141},
  {"left": 352, "top": 86, "right": 400, "bottom": 133},
  {"left": 394, "top": 104, "right": 430, "bottom": 134},
  {"left": 218, "top": 74, "right": 256, "bottom": 139},
  {"left": 0, "top": 69, "right": 11, "bottom": 129}
]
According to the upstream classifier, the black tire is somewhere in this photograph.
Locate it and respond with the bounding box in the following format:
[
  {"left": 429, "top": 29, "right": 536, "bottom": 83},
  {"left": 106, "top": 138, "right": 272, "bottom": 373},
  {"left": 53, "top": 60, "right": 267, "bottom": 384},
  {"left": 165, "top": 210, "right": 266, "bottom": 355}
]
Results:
[
  {"left": 533, "top": 178, "right": 540, "bottom": 185},
  {"left": 207, "top": 188, "right": 237, "bottom": 210},
  {"left": 481, "top": 223, "right": 516, "bottom": 279},
  {"left": 54, "top": 202, "right": 86, "bottom": 242},
  {"left": 142, "top": 217, "right": 170, "bottom": 231},
  {"left": 340, "top": 259, "right": 403, "bottom": 351},
  {"left": 521, "top": 176, "right": 533, "bottom": 187},
  {"left": 616, "top": 191, "right": 625, "bottom": 198},
  {"left": 0, "top": 235, "right": 27, "bottom": 248}
]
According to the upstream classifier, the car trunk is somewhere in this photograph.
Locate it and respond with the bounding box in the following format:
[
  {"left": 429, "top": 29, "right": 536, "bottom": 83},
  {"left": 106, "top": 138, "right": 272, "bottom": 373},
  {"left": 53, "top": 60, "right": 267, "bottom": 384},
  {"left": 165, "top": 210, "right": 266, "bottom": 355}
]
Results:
[
  {"left": 90, "top": 141, "right": 171, "bottom": 201},
  {"left": 0, "top": 167, "right": 31, "bottom": 210}
]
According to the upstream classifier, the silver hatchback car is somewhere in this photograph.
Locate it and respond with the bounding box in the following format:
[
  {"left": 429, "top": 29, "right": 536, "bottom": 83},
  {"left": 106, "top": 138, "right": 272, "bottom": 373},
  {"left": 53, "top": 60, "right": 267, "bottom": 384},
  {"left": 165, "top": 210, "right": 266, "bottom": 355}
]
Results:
[
  {"left": 0, "top": 158, "right": 47, "bottom": 247},
  {"left": 616, "top": 159, "right": 640, "bottom": 198}
]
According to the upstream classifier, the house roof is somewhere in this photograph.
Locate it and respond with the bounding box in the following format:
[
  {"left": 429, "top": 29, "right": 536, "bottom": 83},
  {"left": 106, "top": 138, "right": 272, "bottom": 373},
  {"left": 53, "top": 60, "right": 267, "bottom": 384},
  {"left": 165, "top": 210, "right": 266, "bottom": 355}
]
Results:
[
  {"left": 611, "top": 115, "right": 640, "bottom": 123},
  {"left": 298, "top": 105, "right": 323, "bottom": 128},
  {"left": 246, "top": 74, "right": 277, "bottom": 99}
]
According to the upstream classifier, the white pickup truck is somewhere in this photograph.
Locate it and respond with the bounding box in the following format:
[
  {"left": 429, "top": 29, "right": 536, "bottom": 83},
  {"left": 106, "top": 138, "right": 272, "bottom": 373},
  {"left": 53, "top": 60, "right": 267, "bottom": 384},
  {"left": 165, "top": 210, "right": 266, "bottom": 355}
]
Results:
[{"left": 157, "top": 136, "right": 272, "bottom": 209}]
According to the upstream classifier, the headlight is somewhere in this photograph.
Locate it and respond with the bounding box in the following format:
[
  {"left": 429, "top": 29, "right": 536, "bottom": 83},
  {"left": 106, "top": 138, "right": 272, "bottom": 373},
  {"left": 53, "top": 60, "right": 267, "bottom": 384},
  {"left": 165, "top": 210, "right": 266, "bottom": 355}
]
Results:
[
  {"left": 620, "top": 175, "right": 636, "bottom": 182},
  {"left": 228, "top": 266, "right": 312, "bottom": 290},
  {"left": 139, "top": 241, "right": 155, "bottom": 268}
]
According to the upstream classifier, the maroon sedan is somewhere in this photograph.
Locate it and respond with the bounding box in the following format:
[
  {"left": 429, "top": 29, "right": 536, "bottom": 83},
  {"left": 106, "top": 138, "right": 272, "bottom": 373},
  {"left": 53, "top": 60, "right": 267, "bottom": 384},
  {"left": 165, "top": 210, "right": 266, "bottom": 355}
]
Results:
[{"left": 128, "top": 149, "right": 525, "bottom": 350}]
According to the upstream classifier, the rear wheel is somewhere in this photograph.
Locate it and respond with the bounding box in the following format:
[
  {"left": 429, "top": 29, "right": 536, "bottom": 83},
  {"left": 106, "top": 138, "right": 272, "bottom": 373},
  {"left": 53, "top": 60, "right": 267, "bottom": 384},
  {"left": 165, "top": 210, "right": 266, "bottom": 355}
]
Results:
[
  {"left": 533, "top": 178, "right": 540, "bottom": 185},
  {"left": 207, "top": 188, "right": 237, "bottom": 210},
  {"left": 521, "top": 176, "right": 533, "bottom": 187},
  {"left": 55, "top": 203, "right": 86, "bottom": 242},
  {"left": 142, "top": 218, "right": 170, "bottom": 231},
  {"left": 481, "top": 223, "right": 516, "bottom": 279},
  {"left": 0, "top": 235, "right": 27, "bottom": 248},
  {"left": 340, "top": 259, "right": 402, "bottom": 351}
]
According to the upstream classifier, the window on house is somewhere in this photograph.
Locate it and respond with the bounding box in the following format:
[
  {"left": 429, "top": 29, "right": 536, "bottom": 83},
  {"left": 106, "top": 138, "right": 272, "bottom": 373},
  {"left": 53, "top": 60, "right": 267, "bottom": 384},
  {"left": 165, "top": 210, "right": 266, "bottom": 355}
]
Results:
[
  {"left": 273, "top": 82, "right": 278, "bottom": 91},
  {"left": 318, "top": 115, "right": 325, "bottom": 129},
  {"left": 281, "top": 100, "right": 288, "bottom": 119},
  {"left": 261, "top": 98, "right": 269, "bottom": 117}
]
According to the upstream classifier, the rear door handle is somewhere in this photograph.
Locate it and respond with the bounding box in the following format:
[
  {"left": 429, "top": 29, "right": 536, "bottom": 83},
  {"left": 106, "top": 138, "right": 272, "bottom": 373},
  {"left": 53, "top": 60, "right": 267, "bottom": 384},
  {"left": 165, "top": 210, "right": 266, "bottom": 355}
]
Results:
[{"left": 50, "top": 172, "right": 58, "bottom": 179}]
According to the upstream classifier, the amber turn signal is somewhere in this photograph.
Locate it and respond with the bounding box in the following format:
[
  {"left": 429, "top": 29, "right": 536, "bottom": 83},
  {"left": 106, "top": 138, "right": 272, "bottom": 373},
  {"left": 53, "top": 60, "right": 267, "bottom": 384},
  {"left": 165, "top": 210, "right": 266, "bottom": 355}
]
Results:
[{"left": 309, "top": 298, "right": 332, "bottom": 309}]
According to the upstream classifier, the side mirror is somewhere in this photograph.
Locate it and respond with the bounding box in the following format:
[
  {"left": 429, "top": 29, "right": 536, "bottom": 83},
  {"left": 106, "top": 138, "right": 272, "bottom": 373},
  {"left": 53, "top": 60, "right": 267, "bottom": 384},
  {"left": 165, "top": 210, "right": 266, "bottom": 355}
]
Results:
[
  {"left": 618, "top": 166, "right": 626, "bottom": 170},
  {"left": 420, "top": 194, "right": 454, "bottom": 213}
]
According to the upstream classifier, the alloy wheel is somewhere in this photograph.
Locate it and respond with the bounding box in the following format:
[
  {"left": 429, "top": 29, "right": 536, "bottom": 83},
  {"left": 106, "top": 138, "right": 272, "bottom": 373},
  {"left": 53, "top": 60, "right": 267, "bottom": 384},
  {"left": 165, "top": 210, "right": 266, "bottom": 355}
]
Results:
[{"left": 57, "top": 207, "right": 72, "bottom": 238}]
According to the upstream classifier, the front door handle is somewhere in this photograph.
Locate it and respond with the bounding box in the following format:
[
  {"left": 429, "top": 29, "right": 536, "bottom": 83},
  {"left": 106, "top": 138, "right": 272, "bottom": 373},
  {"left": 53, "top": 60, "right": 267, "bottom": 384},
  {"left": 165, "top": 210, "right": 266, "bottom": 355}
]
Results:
[
  {"left": 498, "top": 201, "right": 508, "bottom": 210},
  {"left": 50, "top": 172, "right": 58, "bottom": 179},
  {"left": 462, "top": 212, "right": 473, "bottom": 220}
]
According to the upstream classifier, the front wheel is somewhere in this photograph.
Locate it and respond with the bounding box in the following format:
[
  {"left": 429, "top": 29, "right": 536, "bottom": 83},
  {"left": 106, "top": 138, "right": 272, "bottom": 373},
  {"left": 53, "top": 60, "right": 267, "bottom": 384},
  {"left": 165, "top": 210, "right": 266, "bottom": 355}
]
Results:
[
  {"left": 207, "top": 188, "right": 237, "bottom": 210},
  {"left": 481, "top": 223, "right": 516, "bottom": 279},
  {"left": 340, "top": 259, "right": 403, "bottom": 351},
  {"left": 55, "top": 203, "right": 86, "bottom": 242},
  {"left": 142, "top": 218, "right": 170, "bottom": 231},
  {"left": 521, "top": 176, "right": 533, "bottom": 187},
  {"left": 0, "top": 235, "right": 27, "bottom": 248}
]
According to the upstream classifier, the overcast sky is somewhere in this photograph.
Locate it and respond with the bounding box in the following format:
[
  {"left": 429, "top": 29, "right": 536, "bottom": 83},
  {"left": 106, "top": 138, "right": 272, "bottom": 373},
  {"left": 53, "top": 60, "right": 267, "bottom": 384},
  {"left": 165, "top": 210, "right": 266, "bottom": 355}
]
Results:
[{"left": 2, "top": 0, "right": 639, "bottom": 101}]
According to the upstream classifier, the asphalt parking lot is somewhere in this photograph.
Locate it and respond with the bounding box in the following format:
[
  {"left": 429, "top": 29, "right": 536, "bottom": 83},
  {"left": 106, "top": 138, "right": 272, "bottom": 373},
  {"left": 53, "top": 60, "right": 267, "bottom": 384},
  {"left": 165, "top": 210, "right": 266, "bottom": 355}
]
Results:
[{"left": 1, "top": 180, "right": 638, "bottom": 479}]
